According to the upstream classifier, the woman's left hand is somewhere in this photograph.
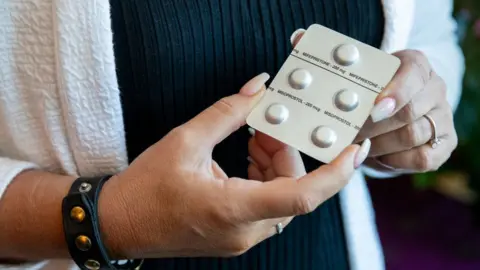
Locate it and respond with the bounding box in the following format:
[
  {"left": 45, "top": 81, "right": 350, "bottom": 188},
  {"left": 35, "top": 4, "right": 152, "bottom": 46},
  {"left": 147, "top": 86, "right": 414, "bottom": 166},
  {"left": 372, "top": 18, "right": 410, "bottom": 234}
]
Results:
[{"left": 354, "top": 49, "right": 458, "bottom": 173}]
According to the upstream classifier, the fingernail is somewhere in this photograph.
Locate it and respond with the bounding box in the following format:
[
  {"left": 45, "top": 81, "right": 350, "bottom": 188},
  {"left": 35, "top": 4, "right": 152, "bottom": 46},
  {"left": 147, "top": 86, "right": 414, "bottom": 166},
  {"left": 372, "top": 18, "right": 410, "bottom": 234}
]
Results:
[
  {"left": 248, "top": 127, "right": 255, "bottom": 136},
  {"left": 354, "top": 139, "right": 371, "bottom": 168},
  {"left": 247, "top": 156, "right": 258, "bottom": 166},
  {"left": 370, "top": 98, "right": 396, "bottom": 123},
  {"left": 290, "top": 28, "right": 306, "bottom": 45},
  {"left": 374, "top": 158, "right": 397, "bottom": 170},
  {"left": 240, "top": 73, "right": 270, "bottom": 96}
]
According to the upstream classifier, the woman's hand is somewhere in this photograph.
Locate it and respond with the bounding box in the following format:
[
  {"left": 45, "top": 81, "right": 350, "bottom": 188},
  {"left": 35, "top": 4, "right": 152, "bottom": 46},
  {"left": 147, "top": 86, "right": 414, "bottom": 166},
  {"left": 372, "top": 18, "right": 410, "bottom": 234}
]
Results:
[
  {"left": 247, "top": 130, "right": 306, "bottom": 182},
  {"left": 98, "top": 73, "right": 367, "bottom": 260},
  {"left": 290, "top": 29, "right": 454, "bottom": 174},
  {"left": 355, "top": 50, "right": 458, "bottom": 173},
  {"left": 247, "top": 127, "right": 369, "bottom": 186}
]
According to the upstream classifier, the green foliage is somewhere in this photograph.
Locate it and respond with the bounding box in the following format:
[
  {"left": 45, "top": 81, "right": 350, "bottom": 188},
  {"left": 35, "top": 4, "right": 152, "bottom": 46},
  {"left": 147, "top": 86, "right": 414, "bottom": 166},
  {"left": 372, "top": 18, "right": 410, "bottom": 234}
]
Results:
[
  {"left": 413, "top": 172, "right": 437, "bottom": 190},
  {"left": 449, "top": 3, "right": 480, "bottom": 169},
  {"left": 418, "top": 1, "right": 480, "bottom": 197}
]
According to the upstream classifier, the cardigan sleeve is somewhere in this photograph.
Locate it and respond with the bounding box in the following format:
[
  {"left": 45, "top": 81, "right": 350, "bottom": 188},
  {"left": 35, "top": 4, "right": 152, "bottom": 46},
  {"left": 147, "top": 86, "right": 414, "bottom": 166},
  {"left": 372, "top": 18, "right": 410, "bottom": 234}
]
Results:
[
  {"left": 0, "top": 157, "right": 38, "bottom": 199},
  {"left": 405, "top": 0, "right": 465, "bottom": 111},
  {"left": 361, "top": 0, "right": 465, "bottom": 179}
]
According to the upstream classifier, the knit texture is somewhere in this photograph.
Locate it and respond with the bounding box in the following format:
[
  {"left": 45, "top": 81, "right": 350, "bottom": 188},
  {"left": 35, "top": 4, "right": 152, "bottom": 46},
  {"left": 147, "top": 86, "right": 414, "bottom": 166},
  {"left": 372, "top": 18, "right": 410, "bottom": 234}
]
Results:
[{"left": 110, "top": 0, "right": 384, "bottom": 269}]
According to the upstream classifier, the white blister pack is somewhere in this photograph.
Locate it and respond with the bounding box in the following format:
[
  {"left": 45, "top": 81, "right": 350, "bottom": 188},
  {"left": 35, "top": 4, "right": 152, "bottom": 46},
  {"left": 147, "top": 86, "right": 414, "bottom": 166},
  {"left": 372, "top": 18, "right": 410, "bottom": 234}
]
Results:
[{"left": 246, "top": 24, "right": 401, "bottom": 163}]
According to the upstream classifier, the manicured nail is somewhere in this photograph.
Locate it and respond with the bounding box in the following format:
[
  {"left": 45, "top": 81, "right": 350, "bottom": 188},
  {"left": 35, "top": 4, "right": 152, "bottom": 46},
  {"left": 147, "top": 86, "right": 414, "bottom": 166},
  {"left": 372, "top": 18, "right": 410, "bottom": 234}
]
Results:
[
  {"left": 290, "top": 28, "right": 306, "bottom": 45},
  {"left": 248, "top": 127, "right": 255, "bottom": 136},
  {"left": 374, "top": 158, "right": 397, "bottom": 171},
  {"left": 354, "top": 139, "right": 371, "bottom": 168},
  {"left": 370, "top": 98, "right": 396, "bottom": 123},
  {"left": 240, "top": 73, "right": 270, "bottom": 96},
  {"left": 247, "top": 156, "right": 258, "bottom": 166}
]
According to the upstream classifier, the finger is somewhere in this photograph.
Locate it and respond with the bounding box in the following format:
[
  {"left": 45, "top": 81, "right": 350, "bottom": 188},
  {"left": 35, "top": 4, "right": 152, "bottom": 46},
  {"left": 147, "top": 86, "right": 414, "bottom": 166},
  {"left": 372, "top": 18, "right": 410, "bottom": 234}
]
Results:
[
  {"left": 290, "top": 28, "right": 305, "bottom": 47},
  {"left": 181, "top": 73, "right": 269, "bottom": 149},
  {"left": 370, "top": 50, "right": 433, "bottom": 123},
  {"left": 368, "top": 108, "right": 452, "bottom": 157},
  {"left": 248, "top": 137, "right": 272, "bottom": 170},
  {"left": 361, "top": 158, "right": 398, "bottom": 173},
  {"left": 248, "top": 162, "right": 265, "bottom": 181},
  {"left": 356, "top": 74, "right": 444, "bottom": 141},
  {"left": 263, "top": 167, "right": 277, "bottom": 182},
  {"left": 376, "top": 136, "right": 456, "bottom": 172},
  {"left": 246, "top": 158, "right": 277, "bottom": 182},
  {"left": 249, "top": 134, "right": 306, "bottom": 179},
  {"left": 239, "top": 143, "right": 364, "bottom": 220},
  {"left": 271, "top": 146, "right": 306, "bottom": 179},
  {"left": 253, "top": 131, "right": 305, "bottom": 178},
  {"left": 254, "top": 131, "right": 289, "bottom": 155}
]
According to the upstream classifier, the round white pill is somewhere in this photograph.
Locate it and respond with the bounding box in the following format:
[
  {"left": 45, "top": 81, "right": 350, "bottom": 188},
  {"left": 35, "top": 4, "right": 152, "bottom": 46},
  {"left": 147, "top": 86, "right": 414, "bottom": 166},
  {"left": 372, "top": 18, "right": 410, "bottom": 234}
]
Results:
[
  {"left": 334, "top": 89, "right": 359, "bottom": 112},
  {"left": 334, "top": 44, "right": 360, "bottom": 66},
  {"left": 265, "top": 104, "right": 289, "bottom": 125},
  {"left": 311, "top": 126, "right": 337, "bottom": 148},
  {"left": 288, "top": 68, "right": 313, "bottom": 90}
]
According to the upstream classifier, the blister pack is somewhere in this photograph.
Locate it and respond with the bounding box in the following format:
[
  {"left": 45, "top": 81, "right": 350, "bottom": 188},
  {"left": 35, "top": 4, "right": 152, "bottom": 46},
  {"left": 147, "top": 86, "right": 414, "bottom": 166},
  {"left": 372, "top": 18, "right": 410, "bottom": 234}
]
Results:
[{"left": 247, "top": 24, "right": 401, "bottom": 163}]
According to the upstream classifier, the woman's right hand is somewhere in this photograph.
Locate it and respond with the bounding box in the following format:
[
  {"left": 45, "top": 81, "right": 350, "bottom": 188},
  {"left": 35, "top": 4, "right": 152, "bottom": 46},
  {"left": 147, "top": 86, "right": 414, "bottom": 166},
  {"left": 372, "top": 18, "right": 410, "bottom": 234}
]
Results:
[{"left": 98, "top": 73, "right": 365, "bottom": 260}]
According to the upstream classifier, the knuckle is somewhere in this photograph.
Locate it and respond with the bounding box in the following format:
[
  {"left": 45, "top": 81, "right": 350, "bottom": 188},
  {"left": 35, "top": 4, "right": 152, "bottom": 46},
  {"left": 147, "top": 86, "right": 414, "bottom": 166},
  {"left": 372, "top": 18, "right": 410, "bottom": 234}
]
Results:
[
  {"left": 215, "top": 200, "right": 242, "bottom": 227},
  {"left": 415, "top": 148, "right": 434, "bottom": 172},
  {"left": 447, "top": 107, "right": 454, "bottom": 120},
  {"left": 434, "top": 74, "right": 448, "bottom": 99},
  {"left": 451, "top": 131, "right": 459, "bottom": 149},
  {"left": 213, "top": 97, "right": 238, "bottom": 118},
  {"left": 410, "top": 50, "right": 428, "bottom": 62},
  {"left": 444, "top": 110, "right": 455, "bottom": 126},
  {"left": 293, "top": 193, "right": 316, "bottom": 215},
  {"left": 227, "top": 236, "right": 254, "bottom": 257},
  {"left": 407, "top": 50, "right": 431, "bottom": 85},
  {"left": 396, "top": 101, "right": 418, "bottom": 122},
  {"left": 401, "top": 124, "right": 420, "bottom": 147},
  {"left": 170, "top": 126, "right": 197, "bottom": 148},
  {"left": 445, "top": 124, "right": 459, "bottom": 153}
]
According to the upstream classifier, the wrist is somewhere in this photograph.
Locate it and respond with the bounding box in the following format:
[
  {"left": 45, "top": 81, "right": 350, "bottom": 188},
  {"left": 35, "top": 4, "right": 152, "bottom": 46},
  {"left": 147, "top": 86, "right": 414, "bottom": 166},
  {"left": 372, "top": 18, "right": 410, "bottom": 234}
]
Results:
[
  {"left": 0, "top": 169, "right": 75, "bottom": 259},
  {"left": 97, "top": 175, "right": 137, "bottom": 259},
  {"left": 61, "top": 174, "right": 145, "bottom": 269}
]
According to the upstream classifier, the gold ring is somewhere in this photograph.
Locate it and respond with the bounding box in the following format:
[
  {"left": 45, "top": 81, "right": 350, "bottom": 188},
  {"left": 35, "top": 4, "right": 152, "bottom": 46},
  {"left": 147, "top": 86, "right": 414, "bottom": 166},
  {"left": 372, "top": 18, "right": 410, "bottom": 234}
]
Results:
[{"left": 424, "top": 115, "right": 440, "bottom": 148}]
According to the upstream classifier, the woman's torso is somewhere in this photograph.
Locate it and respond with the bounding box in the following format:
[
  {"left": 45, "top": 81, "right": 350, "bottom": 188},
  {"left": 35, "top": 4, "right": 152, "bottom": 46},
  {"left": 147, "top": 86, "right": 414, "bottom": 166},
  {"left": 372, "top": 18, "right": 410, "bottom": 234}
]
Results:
[{"left": 109, "top": 0, "right": 385, "bottom": 269}]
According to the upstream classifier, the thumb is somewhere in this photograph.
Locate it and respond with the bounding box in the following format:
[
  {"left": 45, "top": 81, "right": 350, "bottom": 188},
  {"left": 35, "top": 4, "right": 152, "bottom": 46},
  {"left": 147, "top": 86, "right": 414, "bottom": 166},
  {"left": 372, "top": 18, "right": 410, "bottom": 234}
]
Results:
[
  {"left": 182, "top": 73, "right": 270, "bottom": 149},
  {"left": 239, "top": 140, "right": 371, "bottom": 221}
]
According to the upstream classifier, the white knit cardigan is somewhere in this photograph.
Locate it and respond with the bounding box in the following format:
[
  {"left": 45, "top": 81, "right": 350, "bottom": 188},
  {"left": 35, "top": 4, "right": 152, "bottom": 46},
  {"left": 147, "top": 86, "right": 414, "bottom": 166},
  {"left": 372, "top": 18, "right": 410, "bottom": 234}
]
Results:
[{"left": 0, "top": 0, "right": 464, "bottom": 269}]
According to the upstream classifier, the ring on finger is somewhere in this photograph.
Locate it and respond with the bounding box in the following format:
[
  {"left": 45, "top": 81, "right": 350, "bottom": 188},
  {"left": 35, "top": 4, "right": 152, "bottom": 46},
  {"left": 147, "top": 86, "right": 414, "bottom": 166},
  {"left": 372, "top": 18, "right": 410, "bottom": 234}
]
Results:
[{"left": 423, "top": 115, "right": 441, "bottom": 149}]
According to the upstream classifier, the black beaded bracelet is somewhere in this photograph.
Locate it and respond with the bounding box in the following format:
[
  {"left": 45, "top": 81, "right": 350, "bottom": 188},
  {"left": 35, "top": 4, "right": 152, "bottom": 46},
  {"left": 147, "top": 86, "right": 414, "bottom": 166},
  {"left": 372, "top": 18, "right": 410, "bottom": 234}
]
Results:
[{"left": 62, "top": 176, "right": 143, "bottom": 270}]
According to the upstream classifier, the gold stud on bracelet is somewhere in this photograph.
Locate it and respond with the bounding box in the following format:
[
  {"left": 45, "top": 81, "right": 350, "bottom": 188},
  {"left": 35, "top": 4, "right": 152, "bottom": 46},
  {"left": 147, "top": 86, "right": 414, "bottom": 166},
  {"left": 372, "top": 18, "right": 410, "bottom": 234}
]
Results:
[
  {"left": 70, "top": 206, "right": 86, "bottom": 222},
  {"left": 85, "top": 259, "right": 101, "bottom": 270},
  {"left": 75, "top": 235, "right": 92, "bottom": 251}
]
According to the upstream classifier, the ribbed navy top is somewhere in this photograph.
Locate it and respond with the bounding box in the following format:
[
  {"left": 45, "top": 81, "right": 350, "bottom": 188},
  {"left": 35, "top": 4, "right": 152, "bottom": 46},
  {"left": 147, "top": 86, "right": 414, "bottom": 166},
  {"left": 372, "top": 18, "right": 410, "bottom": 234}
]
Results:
[{"left": 110, "top": 1, "right": 384, "bottom": 269}]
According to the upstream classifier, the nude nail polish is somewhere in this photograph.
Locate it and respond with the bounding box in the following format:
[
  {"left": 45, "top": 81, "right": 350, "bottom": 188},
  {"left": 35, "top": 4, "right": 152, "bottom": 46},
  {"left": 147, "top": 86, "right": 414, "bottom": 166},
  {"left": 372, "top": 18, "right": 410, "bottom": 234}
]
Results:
[
  {"left": 355, "top": 139, "right": 371, "bottom": 168},
  {"left": 374, "top": 158, "right": 397, "bottom": 171},
  {"left": 247, "top": 156, "right": 258, "bottom": 166},
  {"left": 240, "top": 73, "right": 270, "bottom": 96},
  {"left": 370, "top": 98, "right": 396, "bottom": 123},
  {"left": 290, "top": 28, "right": 306, "bottom": 45}
]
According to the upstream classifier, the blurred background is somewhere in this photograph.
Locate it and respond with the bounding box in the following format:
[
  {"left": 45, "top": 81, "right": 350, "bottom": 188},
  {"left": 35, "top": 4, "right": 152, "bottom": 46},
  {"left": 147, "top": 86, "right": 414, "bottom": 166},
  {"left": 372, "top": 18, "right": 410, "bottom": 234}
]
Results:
[{"left": 368, "top": 1, "right": 480, "bottom": 269}]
